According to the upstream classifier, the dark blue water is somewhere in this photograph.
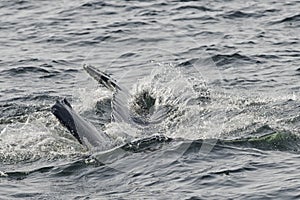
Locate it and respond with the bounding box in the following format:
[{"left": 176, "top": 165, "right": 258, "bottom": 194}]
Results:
[{"left": 1, "top": 0, "right": 300, "bottom": 199}]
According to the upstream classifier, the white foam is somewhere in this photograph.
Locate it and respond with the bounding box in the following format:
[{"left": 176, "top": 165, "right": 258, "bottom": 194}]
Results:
[{"left": 0, "top": 113, "right": 86, "bottom": 164}]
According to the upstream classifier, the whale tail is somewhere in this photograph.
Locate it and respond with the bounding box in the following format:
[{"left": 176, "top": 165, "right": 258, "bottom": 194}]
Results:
[{"left": 51, "top": 98, "right": 111, "bottom": 149}]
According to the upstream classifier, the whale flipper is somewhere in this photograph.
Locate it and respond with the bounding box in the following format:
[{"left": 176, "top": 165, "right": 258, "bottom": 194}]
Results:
[
  {"left": 51, "top": 98, "right": 111, "bottom": 149},
  {"left": 83, "top": 65, "right": 137, "bottom": 125},
  {"left": 83, "top": 65, "right": 121, "bottom": 91}
]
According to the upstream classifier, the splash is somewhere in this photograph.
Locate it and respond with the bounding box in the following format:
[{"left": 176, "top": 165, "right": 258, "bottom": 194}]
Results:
[
  {"left": 0, "top": 112, "right": 86, "bottom": 164},
  {"left": 120, "top": 63, "right": 223, "bottom": 140},
  {"left": 107, "top": 62, "right": 300, "bottom": 142}
]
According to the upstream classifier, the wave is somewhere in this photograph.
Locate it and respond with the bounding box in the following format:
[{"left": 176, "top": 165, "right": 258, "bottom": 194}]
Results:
[
  {"left": 173, "top": 16, "right": 218, "bottom": 22},
  {"left": 221, "top": 10, "right": 262, "bottom": 19},
  {"left": 271, "top": 14, "right": 300, "bottom": 24},
  {"left": 1, "top": 66, "right": 50, "bottom": 75},
  {"left": 81, "top": 1, "right": 126, "bottom": 9},
  {"left": 1, "top": 64, "right": 78, "bottom": 80},
  {"left": 174, "top": 5, "right": 216, "bottom": 12},
  {"left": 224, "top": 132, "right": 300, "bottom": 152},
  {"left": 212, "top": 53, "right": 258, "bottom": 66}
]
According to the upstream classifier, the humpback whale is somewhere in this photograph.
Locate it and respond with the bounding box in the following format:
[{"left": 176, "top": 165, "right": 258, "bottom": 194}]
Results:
[
  {"left": 52, "top": 65, "right": 181, "bottom": 149},
  {"left": 51, "top": 65, "right": 151, "bottom": 148}
]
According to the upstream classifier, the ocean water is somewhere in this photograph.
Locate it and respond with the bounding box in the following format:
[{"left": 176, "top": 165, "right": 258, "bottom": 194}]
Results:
[{"left": 0, "top": 0, "right": 300, "bottom": 199}]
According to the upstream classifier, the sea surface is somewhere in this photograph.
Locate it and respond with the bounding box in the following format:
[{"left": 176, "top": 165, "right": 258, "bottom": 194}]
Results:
[{"left": 0, "top": 0, "right": 300, "bottom": 199}]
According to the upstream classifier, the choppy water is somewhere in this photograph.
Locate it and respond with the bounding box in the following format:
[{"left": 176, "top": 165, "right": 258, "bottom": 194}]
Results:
[{"left": 1, "top": 0, "right": 300, "bottom": 199}]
